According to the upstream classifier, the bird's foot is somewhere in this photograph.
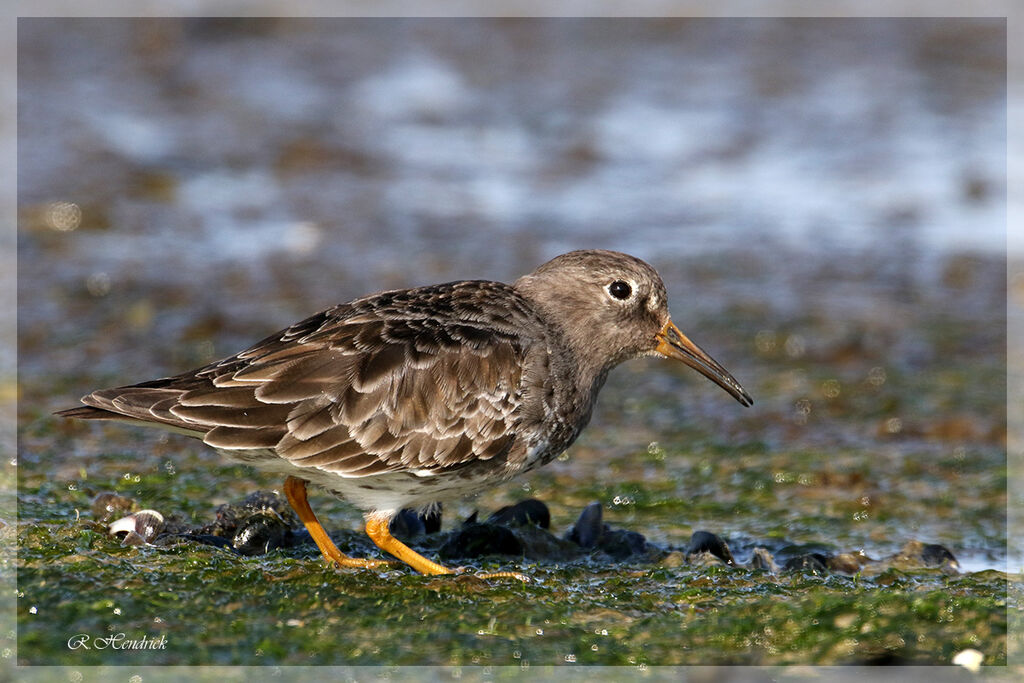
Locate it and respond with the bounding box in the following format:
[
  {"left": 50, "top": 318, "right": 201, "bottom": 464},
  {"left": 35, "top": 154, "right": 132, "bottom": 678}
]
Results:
[{"left": 364, "top": 516, "right": 529, "bottom": 580}]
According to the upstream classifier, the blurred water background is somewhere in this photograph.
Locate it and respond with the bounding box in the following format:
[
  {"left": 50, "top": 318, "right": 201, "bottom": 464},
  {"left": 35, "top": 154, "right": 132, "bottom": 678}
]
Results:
[{"left": 18, "top": 21, "right": 1005, "bottom": 362}]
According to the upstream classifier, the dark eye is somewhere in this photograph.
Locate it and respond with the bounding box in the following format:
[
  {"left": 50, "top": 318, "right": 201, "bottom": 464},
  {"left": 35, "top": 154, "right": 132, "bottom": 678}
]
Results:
[{"left": 608, "top": 280, "right": 632, "bottom": 300}]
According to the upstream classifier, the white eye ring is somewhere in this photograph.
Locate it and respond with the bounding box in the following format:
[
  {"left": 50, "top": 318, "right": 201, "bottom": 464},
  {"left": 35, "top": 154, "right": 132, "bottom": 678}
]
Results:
[{"left": 607, "top": 280, "right": 633, "bottom": 301}]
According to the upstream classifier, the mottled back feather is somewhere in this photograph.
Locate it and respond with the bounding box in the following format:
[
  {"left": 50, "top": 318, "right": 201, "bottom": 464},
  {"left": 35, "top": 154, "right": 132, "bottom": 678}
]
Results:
[{"left": 61, "top": 281, "right": 544, "bottom": 477}]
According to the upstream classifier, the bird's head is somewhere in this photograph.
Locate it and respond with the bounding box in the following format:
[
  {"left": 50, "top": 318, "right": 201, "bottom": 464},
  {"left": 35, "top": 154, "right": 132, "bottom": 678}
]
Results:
[{"left": 515, "top": 249, "right": 752, "bottom": 406}]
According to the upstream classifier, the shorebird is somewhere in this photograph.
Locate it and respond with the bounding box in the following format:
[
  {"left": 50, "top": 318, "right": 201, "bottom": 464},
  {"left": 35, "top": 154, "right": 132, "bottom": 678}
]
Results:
[{"left": 58, "top": 249, "right": 752, "bottom": 575}]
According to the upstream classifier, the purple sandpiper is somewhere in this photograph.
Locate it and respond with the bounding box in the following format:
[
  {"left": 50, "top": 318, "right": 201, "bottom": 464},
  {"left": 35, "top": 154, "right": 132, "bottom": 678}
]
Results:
[{"left": 58, "top": 249, "right": 752, "bottom": 575}]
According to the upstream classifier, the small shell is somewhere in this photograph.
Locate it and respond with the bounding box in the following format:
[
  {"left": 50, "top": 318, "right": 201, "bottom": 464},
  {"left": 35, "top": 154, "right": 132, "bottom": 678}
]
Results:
[
  {"left": 109, "top": 509, "right": 165, "bottom": 544},
  {"left": 953, "top": 648, "right": 984, "bottom": 672}
]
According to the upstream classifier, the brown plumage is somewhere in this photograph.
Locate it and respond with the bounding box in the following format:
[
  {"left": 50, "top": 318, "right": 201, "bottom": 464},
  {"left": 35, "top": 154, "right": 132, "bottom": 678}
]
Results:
[{"left": 57, "top": 249, "right": 752, "bottom": 576}]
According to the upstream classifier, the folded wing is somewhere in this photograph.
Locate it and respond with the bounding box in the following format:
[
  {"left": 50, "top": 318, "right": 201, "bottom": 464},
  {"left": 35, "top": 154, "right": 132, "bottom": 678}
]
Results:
[{"left": 61, "top": 285, "right": 533, "bottom": 477}]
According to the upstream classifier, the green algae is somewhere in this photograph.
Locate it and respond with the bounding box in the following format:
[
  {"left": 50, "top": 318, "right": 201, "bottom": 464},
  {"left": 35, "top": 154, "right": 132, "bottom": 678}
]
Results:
[{"left": 16, "top": 510, "right": 1009, "bottom": 666}]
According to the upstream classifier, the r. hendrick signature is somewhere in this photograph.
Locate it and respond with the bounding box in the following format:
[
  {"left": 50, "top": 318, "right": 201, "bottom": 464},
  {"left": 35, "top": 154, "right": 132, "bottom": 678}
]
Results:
[{"left": 67, "top": 633, "right": 167, "bottom": 650}]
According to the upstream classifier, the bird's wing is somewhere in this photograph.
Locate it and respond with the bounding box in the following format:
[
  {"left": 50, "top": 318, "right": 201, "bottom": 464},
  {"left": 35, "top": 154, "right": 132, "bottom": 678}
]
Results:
[{"left": 67, "top": 284, "right": 536, "bottom": 477}]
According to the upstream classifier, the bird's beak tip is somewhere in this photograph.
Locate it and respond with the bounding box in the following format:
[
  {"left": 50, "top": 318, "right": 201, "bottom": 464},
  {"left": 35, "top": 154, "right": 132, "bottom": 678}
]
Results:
[{"left": 655, "top": 320, "right": 753, "bottom": 407}]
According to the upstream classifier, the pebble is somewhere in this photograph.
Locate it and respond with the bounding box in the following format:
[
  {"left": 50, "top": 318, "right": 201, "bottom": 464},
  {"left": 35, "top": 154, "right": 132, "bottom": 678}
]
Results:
[
  {"left": 93, "top": 492, "right": 966, "bottom": 577},
  {"left": 828, "top": 552, "right": 866, "bottom": 574}
]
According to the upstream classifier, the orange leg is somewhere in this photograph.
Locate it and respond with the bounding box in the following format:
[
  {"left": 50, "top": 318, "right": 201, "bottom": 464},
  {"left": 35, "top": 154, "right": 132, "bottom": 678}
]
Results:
[
  {"left": 365, "top": 515, "right": 455, "bottom": 575},
  {"left": 285, "top": 476, "right": 527, "bottom": 580},
  {"left": 365, "top": 515, "right": 530, "bottom": 581},
  {"left": 283, "top": 476, "right": 393, "bottom": 570}
]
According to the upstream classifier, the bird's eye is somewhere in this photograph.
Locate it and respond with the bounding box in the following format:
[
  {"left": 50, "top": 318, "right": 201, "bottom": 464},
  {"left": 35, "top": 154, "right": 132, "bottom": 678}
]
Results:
[{"left": 607, "top": 280, "right": 632, "bottom": 300}]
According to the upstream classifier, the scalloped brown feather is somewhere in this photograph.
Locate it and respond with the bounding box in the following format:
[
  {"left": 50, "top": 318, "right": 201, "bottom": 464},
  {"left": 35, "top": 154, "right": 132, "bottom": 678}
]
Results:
[{"left": 59, "top": 280, "right": 540, "bottom": 476}]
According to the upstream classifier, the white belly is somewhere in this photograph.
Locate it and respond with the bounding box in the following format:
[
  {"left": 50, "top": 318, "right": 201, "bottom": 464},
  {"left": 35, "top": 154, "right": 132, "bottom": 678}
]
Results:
[{"left": 214, "top": 447, "right": 523, "bottom": 518}]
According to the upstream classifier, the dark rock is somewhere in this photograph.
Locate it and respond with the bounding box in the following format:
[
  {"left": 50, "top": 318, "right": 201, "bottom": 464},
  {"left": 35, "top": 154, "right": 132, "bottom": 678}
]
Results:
[
  {"left": 438, "top": 523, "right": 523, "bottom": 560},
  {"left": 193, "top": 491, "right": 299, "bottom": 544},
  {"left": 389, "top": 508, "right": 426, "bottom": 542},
  {"left": 486, "top": 499, "right": 550, "bottom": 529},
  {"left": 512, "top": 524, "right": 585, "bottom": 562},
  {"left": 920, "top": 543, "right": 958, "bottom": 569},
  {"left": 599, "top": 529, "right": 649, "bottom": 560},
  {"left": 776, "top": 542, "right": 835, "bottom": 559},
  {"left": 200, "top": 490, "right": 298, "bottom": 539},
  {"left": 685, "top": 530, "right": 734, "bottom": 565},
  {"left": 391, "top": 505, "right": 443, "bottom": 540},
  {"left": 288, "top": 528, "right": 315, "bottom": 547},
  {"left": 566, "top": 502, "right": 603, "bottom": 548},
  {"left": 232, "top": 510, "right": 290, "bottom": 556},
  {"left": 421, "top": 505, "right": 442, "bottom": 534},
  {"left": 783, "top": 553, "right": 830, "bottom": 574}
]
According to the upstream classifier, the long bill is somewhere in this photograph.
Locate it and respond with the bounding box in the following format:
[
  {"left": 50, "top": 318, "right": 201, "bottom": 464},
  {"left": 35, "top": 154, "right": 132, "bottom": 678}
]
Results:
[{"left": 654, "top": 320, "right": 753, "bottom": 407}]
